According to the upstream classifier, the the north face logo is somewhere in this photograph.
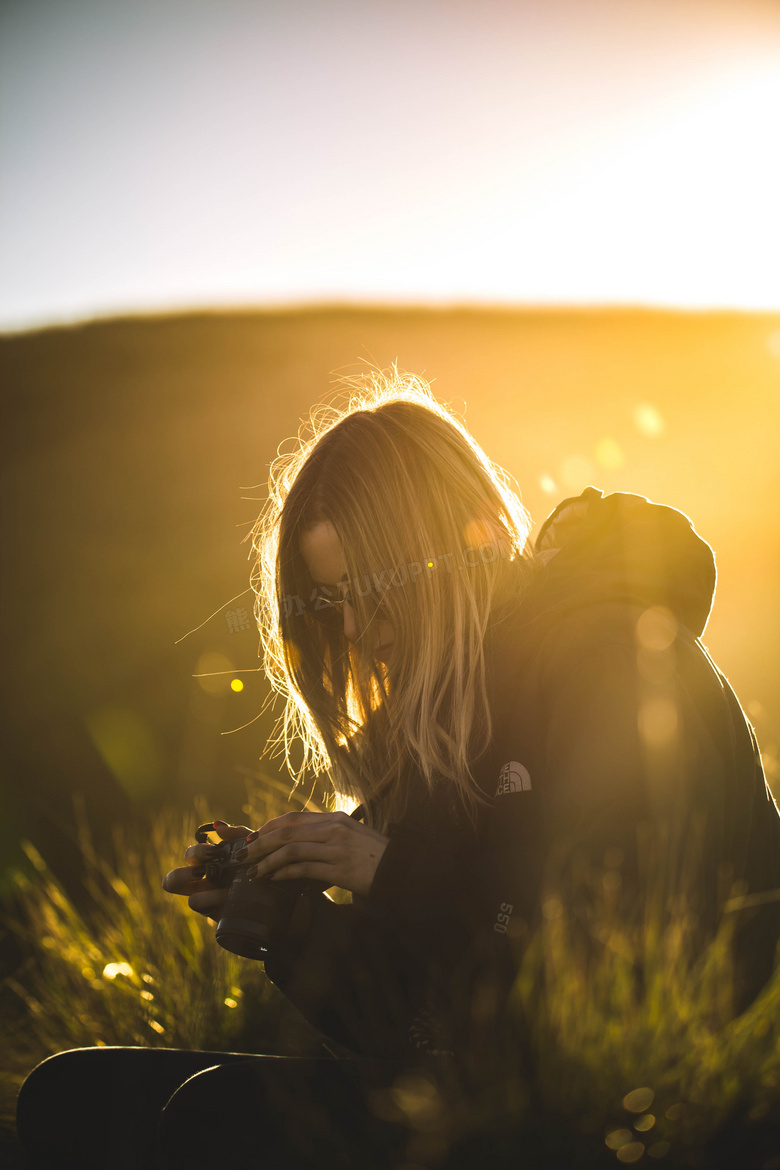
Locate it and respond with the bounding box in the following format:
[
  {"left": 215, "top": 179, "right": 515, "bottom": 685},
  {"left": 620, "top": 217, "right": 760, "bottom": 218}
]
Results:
[{"left": 496, "top": 761, "right": 532, "bottom": 795}]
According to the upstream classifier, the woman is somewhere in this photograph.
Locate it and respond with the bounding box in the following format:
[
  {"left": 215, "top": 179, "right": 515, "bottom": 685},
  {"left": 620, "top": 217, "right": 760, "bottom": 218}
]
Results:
[{"left": 17, "top": 373, "right": 780, "bottom": 1168}]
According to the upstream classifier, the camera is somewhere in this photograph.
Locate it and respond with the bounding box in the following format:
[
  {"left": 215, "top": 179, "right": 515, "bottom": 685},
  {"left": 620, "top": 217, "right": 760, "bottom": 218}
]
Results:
[{"left": 194, "top": 823, "right": 328, "bottom": 960}]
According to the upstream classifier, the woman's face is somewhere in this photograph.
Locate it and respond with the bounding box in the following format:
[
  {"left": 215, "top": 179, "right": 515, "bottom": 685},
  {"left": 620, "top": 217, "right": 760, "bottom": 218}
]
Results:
[{"left": 299, "top": 521, "right": 396, "bottom": 663}]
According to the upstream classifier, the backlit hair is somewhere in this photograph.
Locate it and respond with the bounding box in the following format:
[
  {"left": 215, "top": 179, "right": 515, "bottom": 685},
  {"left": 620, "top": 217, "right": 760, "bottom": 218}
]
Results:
[{"left": 248, "top": 369, "right": 533, "bottom": 832}]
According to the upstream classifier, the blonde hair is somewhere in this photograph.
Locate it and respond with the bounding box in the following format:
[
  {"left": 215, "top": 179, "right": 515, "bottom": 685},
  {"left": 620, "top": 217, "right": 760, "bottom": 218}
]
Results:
[{"left": 248, "top": 369, "right": 533, "bottom": 832}]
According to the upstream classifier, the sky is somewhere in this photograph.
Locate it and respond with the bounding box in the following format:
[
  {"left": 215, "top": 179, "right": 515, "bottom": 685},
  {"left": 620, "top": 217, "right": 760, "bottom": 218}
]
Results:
[{"left": 2, "top": 0, "right": 780, "bottom": 330}]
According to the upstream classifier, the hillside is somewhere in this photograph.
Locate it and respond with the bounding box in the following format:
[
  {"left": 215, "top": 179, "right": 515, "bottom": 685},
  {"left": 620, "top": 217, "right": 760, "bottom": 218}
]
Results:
[{"left": 1, "top": 305, "right": 778, "bottom": 885}]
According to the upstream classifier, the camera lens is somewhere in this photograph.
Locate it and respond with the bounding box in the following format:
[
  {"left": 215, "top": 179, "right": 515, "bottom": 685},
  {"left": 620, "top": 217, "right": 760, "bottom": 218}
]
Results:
[{"left": 215, "top": 870, "right": 301, "bottom": 959}]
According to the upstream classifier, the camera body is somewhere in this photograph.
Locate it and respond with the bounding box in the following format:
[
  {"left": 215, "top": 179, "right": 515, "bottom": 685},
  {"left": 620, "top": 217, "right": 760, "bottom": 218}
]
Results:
[{"left": 194, "top": 824, "right": 328, "bottom": 959}]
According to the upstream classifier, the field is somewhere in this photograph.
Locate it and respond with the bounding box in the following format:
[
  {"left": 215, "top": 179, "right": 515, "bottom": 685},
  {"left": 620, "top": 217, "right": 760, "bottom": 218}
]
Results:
[{"left": 1, "top": 305, "right": 779, "bottom": 1165}]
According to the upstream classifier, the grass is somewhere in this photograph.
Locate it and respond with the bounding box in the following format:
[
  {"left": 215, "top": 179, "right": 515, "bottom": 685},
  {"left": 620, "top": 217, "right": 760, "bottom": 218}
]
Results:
[
  {"left": 0, "top": 781, "right": 330, "bottom": 1150},
  {"left": 2, "top": 785, "right": 780, "bottom": 1168},
  {"left": 391, "top": 850, "right": 780, "bottom": 1168}
]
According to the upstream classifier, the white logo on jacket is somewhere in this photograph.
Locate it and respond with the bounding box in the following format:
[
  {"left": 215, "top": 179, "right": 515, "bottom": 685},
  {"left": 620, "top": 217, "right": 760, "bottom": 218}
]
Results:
[{"left": 496, "top": 761, "right": 532, "bottom": 795}]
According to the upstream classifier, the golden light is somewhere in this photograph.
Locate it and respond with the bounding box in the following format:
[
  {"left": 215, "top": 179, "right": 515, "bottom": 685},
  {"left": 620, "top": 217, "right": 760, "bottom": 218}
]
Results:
[
  {"left": 605, "top": 1128, "right": 633, "bottom": 1150},
  {"left": 194, "top": 651, "right": 234, "bottom": 695},
  {"left": 102, "top": 961, "right": 133, "bottom": 980},
  {"left": 634, "top": 404, "right": 665, "bottom": 438},
  {"left": 595, "top": 437, "right": 625, "bottom": 471},
  {"left": 636, "top": 607, "right": 677, "bottom": 652},
  {"left": 638, "top": 697, "right": 679, "bottom": 746},
  {"left": 83, "top": 705, "right": 163, "bottom": 800},
  {"left": 559, "top": 455, "right": 596, "bottom": 491},
  {"left": 622, "top": 1087, "right": 655, "bottom": 1113},
  {"left": 389, "top": 1073, "right": 443, "bottom": 1128},
  {"left": 230, "top": 678, "right": 244, "bottom": 693},
  {"left": 616, "top": 1143, "right": 645, "bottom": 1164},
  {"left": 540, "top": 475, "right": 558, "bottom": 494}
]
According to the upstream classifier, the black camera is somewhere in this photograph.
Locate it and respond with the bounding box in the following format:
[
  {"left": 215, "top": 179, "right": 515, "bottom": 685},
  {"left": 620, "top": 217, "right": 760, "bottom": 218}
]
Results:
[{"left": 194, "top": 823, "right": 328, "bottom": 960}]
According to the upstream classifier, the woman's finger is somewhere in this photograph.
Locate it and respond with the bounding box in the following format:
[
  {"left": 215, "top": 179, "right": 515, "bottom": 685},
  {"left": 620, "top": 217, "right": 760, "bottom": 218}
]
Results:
[
  {"left": 243, "top": 813, "right": 385, "bottom": 866},
  {"left": 247, "top": 842, "right": 340, "bottom": 880},
  {"left": 244, "top": 821, "right": 343, "bottom": 865},
  {"left": 162, "top": 865, "right": 216, "bottom": 895},
  {"left": 188, "top": 888, "right": 228, "bottom": 919},
  {"left": 181, "top": 823, "right": 255, "bottom": 864},
  {"left": 183, "top": 842, "right": 218, "bottom": 864},
  {"left": 254, "top": 810, "right": 342, "bottom": 840},
  {"left": 266, "top": 862, "right": 340, "bottom": 884},
  {"left": 211, "top": 822, "right": 253, "bottom": 841},
  {"left": 183, "top": 822, "right": 255, "bottom": 865}
]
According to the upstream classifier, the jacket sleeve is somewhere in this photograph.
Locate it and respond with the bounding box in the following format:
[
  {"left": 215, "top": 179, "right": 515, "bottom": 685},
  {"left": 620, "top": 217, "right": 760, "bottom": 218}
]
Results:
[
  {"left": 261, "top": 891, "right": 432, "bottom": 1059},
  {"left": 261, "top": 811, "right": 487, "bottom": 1058}
]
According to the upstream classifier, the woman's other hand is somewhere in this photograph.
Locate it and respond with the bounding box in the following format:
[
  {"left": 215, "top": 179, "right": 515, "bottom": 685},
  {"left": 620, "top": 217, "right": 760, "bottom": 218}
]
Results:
[
  {"left": 237, "top": 810, "right": 389, "bottom": 898},
  {"left": 161, "top": 820, "right": 252, "bottom": 920}
]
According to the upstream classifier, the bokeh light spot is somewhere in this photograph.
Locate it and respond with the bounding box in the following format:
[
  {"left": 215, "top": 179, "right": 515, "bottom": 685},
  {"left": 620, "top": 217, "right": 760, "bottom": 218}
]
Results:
[
  {"left": 230, "top": 678, "right": 244, "bottom": 692},
  {"left": 559, "top": 455, "right": 596, "bottom": 490},
  {"left": 195, "top": 651, "right": 234, "bottom": 696},
  {"left": 84, "top": 705, "right": 164, "bottom": 800},
  {"left": 747, "top": 699, "right": 765, "bottom": 722},
  {"left": 636, "top": 606, "right": 677, "bottom": 652},
  {"left": 617, "top": 1143, "right": 645, "bottom": 1164},
  {"left": 634, "top": 403, "right": 665, "bottom": 437},
  {"left": 389, "top": 1073, "right": 442, "bottom": 1129},
  {"left": 634, "top": 1114, "right": 656, "bottom": 1132},
  {"left": 103, "top": 961, "right": 133, "bottom": 980},
  {"left": 605, "top": 1128, "right": 633, "bottom": 1150},
  {"left": 595, "top": 437, "right": 626, "bottom": 470},
  {"left": 540, "top": 475, "right": 558, "bottom": 494}
]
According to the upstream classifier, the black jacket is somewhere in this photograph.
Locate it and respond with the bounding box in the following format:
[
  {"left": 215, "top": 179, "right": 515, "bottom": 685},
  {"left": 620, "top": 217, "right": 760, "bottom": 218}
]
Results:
[{"left": 263, "top": 488, "right": 780, "bottom": 1060}]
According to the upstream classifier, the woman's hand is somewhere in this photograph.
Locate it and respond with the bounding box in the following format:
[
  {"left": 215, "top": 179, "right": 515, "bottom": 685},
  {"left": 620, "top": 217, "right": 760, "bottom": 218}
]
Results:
[
  {"left": 238, "top": 810, "right": 389, "bottom": 898},
  {"left": 161, "top": 820, "right": 252, "bottom": 920}
]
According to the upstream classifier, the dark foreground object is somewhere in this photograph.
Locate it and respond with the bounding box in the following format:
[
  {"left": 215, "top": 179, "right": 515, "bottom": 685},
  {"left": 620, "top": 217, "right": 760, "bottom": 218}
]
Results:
[
  {"left": 16, "top": 1046, "right": 411, "bottom": 1169},
  {"left": 16, "top": 1046, "right": 780, "bottom": 1169}
]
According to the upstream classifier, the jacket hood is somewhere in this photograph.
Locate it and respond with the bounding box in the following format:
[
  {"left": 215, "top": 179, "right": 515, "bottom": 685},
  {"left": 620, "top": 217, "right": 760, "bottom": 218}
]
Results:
[{"left": 521, "top": 486, "right": 717, "bottom": 638}]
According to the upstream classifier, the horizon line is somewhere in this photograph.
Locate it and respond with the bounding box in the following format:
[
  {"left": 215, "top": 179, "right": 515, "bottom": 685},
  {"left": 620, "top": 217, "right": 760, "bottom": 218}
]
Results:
[{"left": 4, "top": 295, "right": 780, "bottom": 338}]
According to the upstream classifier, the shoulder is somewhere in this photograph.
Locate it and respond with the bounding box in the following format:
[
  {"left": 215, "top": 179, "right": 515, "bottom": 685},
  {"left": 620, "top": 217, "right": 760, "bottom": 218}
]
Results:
[
  {"left": 497, "top": 598, "right": 725, "bottom": 737},
  {"left": 536, "top": 600, "right": 641, "bottom": 665},
  {"left": 530, "top": 599, "right": 713, "bottom": 685},
  {"left": 504, "top": 601, "right": 647, "bottom": 713}
]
